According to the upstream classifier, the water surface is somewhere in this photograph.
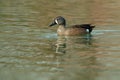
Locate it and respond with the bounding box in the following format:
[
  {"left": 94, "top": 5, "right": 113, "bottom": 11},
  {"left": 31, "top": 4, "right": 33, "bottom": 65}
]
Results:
[{"left": 0, "top": 0, "right": 120, "bottom": 80}]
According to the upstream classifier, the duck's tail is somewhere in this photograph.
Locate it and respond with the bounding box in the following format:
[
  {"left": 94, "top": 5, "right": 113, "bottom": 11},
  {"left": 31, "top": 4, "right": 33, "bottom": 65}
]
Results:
[{"left": 80, "top": 24, "right": 95, "bottom": 33}]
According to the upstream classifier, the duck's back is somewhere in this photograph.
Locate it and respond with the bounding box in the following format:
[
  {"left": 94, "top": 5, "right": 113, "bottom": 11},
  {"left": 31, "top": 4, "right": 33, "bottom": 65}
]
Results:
[{"left": 64, "top": 25, "right": 87, "bottom": 36}]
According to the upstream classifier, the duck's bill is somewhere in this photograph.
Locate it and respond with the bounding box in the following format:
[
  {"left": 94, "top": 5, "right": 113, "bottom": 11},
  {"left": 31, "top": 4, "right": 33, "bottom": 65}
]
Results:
[{"left": 49, "top": 21, "right": 57, "bottom": 27}]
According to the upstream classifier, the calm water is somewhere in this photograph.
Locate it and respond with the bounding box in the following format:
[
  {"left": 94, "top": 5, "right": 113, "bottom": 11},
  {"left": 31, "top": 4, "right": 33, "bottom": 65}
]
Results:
[{"left": 0, "top": 0, "right": 120, "bottom": 80}]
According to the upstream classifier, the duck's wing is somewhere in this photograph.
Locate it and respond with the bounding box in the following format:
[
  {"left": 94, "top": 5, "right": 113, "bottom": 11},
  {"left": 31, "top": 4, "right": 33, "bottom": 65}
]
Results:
[{"left": 71, "top": 24, "right": 95, "bottom": 33}]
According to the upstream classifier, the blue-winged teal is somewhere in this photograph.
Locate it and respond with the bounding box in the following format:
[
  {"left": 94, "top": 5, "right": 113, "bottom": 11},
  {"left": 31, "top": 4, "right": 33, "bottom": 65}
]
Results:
[{"left": 49, "top": 16, "right": 95, "bottom": 36}]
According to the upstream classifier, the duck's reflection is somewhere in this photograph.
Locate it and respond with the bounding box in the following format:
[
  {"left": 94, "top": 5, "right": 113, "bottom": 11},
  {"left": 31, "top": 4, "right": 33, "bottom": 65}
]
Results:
[
  {"left": 55, "top": 36, "right": 66, "bottom": 54},
  {"left": 49, "top": 35, "right": 101, "bottom": 80},
  {"left": 48, "top": 34, "right": 103, "bottom": 80},
  {"left": 54, "top": 34, "right": 93, "bottom": 54}
]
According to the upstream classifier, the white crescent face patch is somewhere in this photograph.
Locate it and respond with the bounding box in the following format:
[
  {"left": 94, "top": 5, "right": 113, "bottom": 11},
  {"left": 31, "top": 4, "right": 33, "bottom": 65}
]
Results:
[{"left": 55, "top": 19, "right": 59, "bottom": 24}]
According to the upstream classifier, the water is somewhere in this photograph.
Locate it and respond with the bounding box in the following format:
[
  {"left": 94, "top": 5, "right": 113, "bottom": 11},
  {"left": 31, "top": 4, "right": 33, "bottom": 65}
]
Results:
[{"left": 0, "top": 0, "right": 120, "bottom": 80}]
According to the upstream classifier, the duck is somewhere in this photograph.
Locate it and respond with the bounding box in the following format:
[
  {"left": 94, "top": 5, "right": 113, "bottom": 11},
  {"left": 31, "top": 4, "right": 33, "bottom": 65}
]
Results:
[{"left": 49, "top": 16, "right": 95, "bottom": 36}]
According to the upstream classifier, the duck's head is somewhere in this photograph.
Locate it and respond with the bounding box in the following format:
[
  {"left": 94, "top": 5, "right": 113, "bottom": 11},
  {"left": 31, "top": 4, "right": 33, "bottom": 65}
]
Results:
[{"left": 49, "top": 16, "right": 66, "bottom": 27}]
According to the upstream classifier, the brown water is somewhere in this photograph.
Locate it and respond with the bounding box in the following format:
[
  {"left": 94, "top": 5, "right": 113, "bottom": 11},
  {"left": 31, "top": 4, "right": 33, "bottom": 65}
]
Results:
[{"left": 0, "top": 0, "right": 120, "bottom": 80}]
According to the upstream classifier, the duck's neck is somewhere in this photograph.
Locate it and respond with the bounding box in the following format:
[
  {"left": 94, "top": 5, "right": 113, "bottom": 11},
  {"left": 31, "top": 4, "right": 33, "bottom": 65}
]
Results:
[{"left": 57, "top": 25, "right": 66, "bottom": 33}]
